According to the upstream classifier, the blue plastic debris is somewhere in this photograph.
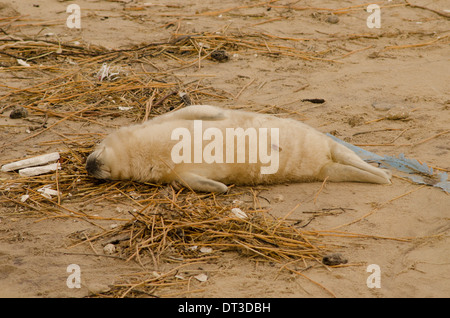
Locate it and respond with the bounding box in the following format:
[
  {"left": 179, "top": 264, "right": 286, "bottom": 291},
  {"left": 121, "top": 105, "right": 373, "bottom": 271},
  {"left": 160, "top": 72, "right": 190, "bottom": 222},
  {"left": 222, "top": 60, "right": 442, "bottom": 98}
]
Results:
[{"left": 326, "top": 133, "right": 450, "bottom": 193}]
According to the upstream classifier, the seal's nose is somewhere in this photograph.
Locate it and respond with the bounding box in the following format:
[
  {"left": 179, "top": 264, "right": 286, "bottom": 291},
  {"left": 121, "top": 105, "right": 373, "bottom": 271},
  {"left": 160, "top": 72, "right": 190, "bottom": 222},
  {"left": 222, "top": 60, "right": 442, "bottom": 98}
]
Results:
[{"left": 86, "top": 155, "right": 99, "bottom": 177}]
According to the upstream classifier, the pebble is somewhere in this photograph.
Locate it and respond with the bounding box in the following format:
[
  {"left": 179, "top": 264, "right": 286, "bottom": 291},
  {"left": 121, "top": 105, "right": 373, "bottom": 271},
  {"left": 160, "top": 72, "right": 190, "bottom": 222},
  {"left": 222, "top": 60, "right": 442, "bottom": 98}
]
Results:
[
  {"left": 9, "top": 107, "right": 28, "bottom": 119},
  {"left": 322, "top": 253, "right": 348, "bottom": 266},
  {"left": 231, "top": 207, "right": 248, "bottom": 219},
  {"left": 386, "top": 105, "right": 410, "bottom": 120},
  {"left": 326, "top": 15, "right": 339, "bottom": 24},
  {"left": 210, "top": 49, "right": 229, "bottom": 62},
  {"left": 194, "top": 273, "right": 208, "bottom": 282},
  {"left": 372, "top": 102, "right": 411, "bottom": 120},
  {"left": 103, "top": 243, "right": 116, "bottom": 255},
  {"left": 200, "top": 247, "right": 213, "bottom": 253}
]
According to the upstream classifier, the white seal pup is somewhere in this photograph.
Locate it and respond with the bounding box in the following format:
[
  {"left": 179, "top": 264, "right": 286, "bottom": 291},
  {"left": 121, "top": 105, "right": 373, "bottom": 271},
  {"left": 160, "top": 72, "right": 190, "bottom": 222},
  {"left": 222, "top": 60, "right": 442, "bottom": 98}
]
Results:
[{"left": 86, "top": 105, "right": 391, "bottom": 192}]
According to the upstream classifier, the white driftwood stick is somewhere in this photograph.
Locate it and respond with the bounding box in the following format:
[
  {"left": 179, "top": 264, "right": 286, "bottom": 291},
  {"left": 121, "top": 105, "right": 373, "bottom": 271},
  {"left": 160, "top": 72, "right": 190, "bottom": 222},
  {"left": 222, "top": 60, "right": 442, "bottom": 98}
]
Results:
[
  {"left": 1, "top": 152, "right": 60, "bottom": 172},
  {"left": 37, "top": 186, "right": 61, "bottom": 199},
  {"left": 19, "top": 163, "right": 61, "bottom": 177}
]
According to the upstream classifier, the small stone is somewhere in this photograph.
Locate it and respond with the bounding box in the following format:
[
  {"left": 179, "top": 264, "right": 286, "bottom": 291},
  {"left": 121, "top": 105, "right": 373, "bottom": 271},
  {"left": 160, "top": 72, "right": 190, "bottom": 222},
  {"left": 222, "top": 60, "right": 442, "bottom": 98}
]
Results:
[
  {"left": 103, "top": 243, "right": 116, "bottom": 255},
  {"left": 326, "top": 15, "right": 339, "bottom": 24},
  {"left": 322, "top": 253, "right": 348, "bottom": 266},
  {"left": 210, "top": 50, "right": 229, "bottom": 62},
  {"left": 194, "top": 273, "right": 208, "bottom": 282},
  {"left": 386, "top": 106, "right": 410, "bottom": 120},
  {"left": 231, "top": 207, "right": 248, "bottom": 219},
  {"left": 200, "top": 247, "right": 213, "bottom": 253},
  {"left": 9, "top": 107, "right": 28, "bottom": 119}
]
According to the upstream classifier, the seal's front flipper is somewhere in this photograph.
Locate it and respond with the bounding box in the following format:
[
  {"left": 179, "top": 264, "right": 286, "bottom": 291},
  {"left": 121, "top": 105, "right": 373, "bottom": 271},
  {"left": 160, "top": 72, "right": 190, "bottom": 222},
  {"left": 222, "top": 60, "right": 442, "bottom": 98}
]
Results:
[{"left": 177, "top": 172, "right": 228, "bottom": 193}]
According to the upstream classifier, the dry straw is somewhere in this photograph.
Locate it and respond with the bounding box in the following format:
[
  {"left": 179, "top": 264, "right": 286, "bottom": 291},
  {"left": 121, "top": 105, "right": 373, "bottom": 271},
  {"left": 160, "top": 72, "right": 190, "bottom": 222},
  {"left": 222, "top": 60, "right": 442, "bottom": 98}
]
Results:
[
  {"left": 89, "top": 190, "right": 330, "bottom": 297},
  {"left": 1, "top": 27, "right": 336, "bottom": 295}
]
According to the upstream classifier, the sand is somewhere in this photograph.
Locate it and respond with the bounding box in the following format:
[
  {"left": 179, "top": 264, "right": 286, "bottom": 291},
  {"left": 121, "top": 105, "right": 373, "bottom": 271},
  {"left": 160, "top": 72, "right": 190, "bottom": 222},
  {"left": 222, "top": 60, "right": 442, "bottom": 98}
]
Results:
[{"left": 0, "top": 0, "right": 449, "bottom": 298}]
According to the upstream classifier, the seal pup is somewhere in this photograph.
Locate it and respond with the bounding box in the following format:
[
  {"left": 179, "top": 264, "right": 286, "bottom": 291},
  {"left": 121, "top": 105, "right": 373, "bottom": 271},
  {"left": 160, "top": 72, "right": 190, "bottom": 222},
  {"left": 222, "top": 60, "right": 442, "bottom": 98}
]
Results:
[{"left": 86, "top": 105, "right": 391, "bottom": 192}]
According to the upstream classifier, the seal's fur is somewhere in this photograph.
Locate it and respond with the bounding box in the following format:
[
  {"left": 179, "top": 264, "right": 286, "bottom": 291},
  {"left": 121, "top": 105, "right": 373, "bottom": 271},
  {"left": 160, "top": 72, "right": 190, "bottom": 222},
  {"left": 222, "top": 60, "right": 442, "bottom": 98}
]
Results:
[{"left": 86, "top": 105, "right": 391, "bottom": 192}]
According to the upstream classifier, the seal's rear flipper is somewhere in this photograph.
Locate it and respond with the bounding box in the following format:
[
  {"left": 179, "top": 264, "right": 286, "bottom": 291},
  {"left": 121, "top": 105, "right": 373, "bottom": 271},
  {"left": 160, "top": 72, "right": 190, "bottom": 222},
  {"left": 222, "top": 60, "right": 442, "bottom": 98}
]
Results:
[
  {"left": 321, "top": 142, "right": 392, "bottom": 184},
  {"left": 177, "top": 172, "right": 228, "bottom": 193},
  {"left": 320, "top": 162, "right": 391, "bottom": 184}
]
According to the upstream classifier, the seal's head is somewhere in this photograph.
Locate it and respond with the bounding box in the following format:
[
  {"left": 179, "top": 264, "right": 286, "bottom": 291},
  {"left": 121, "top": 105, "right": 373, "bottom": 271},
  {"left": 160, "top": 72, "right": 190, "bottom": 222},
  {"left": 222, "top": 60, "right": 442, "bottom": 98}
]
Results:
[{"left": 86, "top": 145, "right": 114, "bottom": 180}]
